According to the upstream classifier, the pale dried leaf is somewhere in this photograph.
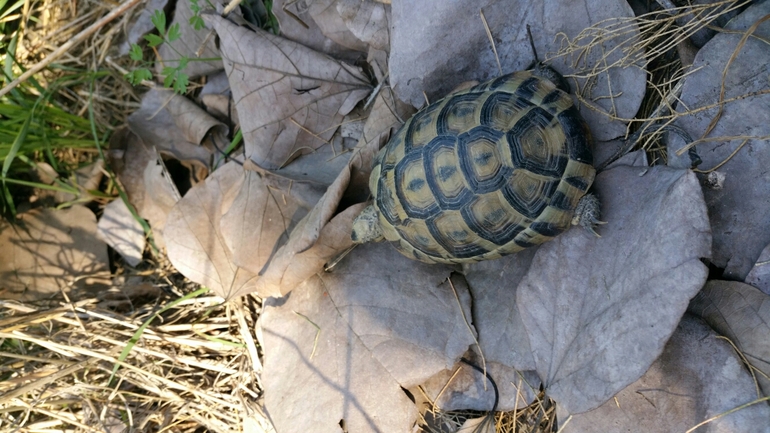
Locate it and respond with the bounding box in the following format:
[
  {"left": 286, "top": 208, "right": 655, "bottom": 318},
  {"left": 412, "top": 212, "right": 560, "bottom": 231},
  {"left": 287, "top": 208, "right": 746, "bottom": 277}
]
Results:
[
  {"left": 165, "top": 161, "right": 258, "bottom": 299},
  {"left": 305, "top": 0, "right": 369, "bottom": 52},
  {"left": 667, "top": 1, "right": 770, "bottom": 280},
  {"left": 54, "top": 160, "right": 104, "bottom": 203},
  {"left": 345, "top": 89, "right": 415, "bottom": 202},
  {"left": 220, "top": 168, "right": 322, "bottom": 276},
  {"left": 273, "top": 0, "right": 363, "bottom": 60},
  {"left": 260, "top": 267, "right": 419, "bottom": 433},
  {"left": 254, "top": 202, "right": 365, "bottom": 298},
  {"left": 156, "top": 0, "right": 222, "bottom": 78},
  {"left": 203, "top": 13, "right": 371, "bottom": 169},
  {"left": 389, "top": 0, "right": 645, "bottom": 140},
  {"left": 96, "top": 199, "right": 145, "bottom": 267},
  {"left": 518, "top": 166, "right": 711, "bottom": 414},
  {"left": 746, "top": 243, "right": 770, "bottom": 296},
  {"left": 689, "top": 280, "right": 770, "bottom": 398},
  {"left": 128, "top": 89, "right": 216, "bottom": 169},
  {"left": 419, "top": 361, "right": 540, "bottom": 412},
  {"left": 140, "top": 153, "right": 181, "bottom": 248},
  {"left": 463, "top": 249, "right": 538, "bottom": 372},
  {"left": 561, "top": 315, "right": 770, "bottom": 433},
  {"left": 0, "top": 206, "right": 109, "bottom": 302},
  {"left": 337, "top": 0, "right": 391, "bottom": 51}
]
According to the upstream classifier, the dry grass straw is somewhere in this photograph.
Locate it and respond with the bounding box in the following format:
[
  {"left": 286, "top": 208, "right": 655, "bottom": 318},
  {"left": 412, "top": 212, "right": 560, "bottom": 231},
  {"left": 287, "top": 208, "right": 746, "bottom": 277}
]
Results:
[
  {"left": 0, "top": 273, "right": 271, "bottom": 433},
  {"left": 416, "top": 386, "right": 555, "bottom": 433},
  {"left": 8, "top": 0, "right": 147, "bottom": 129},
  {"left": 549, "top": 0, "right": 761, "bottom": 168}
]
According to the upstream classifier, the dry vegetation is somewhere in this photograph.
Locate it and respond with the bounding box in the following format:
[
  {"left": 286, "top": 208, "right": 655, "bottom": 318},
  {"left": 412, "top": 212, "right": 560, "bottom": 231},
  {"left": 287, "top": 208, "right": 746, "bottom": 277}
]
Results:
[{"left": 0, "top": 0, "right": 764, "bottom": 432}]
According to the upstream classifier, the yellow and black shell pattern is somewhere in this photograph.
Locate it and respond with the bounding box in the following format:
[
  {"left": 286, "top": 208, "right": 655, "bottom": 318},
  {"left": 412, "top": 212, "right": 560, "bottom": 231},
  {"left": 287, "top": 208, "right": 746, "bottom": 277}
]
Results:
[{"left": 369, "top": 70, "right": 595, "bottom": 264}]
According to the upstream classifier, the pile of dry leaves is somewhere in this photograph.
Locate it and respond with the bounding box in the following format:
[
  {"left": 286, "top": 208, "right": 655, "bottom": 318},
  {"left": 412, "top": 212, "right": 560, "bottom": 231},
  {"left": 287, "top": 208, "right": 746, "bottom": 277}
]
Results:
[{"left": 2, "top": 0, "right": 770, "bottom": 432}]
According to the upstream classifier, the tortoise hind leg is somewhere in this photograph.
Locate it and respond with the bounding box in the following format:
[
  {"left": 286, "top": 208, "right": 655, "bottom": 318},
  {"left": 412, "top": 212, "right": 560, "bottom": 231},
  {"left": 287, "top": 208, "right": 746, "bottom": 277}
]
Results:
[{"left": 572, "top": 193, "right": 606, "bottom": 237}]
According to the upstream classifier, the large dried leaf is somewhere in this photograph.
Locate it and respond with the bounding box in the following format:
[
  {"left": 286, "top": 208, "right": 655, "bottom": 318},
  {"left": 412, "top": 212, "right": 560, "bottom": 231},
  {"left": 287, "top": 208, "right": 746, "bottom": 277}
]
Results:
[
  {"left": 517, "top": 165, "right": 711, "bottom": 414},
  {"left": 389, "top": 0, "right": 645, "bottom": 141},
  {"left": 252, "top": 199, "right": 365, "bottom": 298},
  {"left": 667, "top": 1, "right": 770, "bottom": 280},
  {"left": 219, "top": 166, "right": 323, "bottom": 276},
  {"left": 164, "top": 161, "right": 258, "bottom": 299},
  {"left": 561, "top": 314, "right": 770, "bottom": 432},
  {"left": 203, "top": 14, "right": 371, "bottom": 169},
  {"left": 464, "top": 249, "right": 538, "bottom": 372},
  {"left": 689, "top": 280, "right": 770, "bottom": 398},
  {"left": 273, "top": 0, "right": 363, "bottom": 61},
  {"left": 260, "top": 243, "right": 477, "bottom": 432},
  {"left": 0, "top": 206, "right": 109, "bottom": 302}
]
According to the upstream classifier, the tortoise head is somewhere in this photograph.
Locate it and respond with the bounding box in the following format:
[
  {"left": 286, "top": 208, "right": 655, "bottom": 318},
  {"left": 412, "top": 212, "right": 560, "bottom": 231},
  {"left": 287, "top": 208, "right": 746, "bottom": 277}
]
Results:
[{"left": 351, "top": 204, "right": 385, "bottom": 243}]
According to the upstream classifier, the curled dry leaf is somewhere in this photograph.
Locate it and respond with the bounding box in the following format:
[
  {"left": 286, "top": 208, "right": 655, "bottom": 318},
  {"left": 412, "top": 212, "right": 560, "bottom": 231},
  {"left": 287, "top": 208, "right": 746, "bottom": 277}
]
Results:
[
  {"left": 667, "top": 1, "right": 770, "bottom": 280},
  {"left": 203, "top": 13, "right": 371, "bottom": 170},
  {"left": 389, "top": 0, "right": 645, "bottom": 141},
  {"left": 0, "top": 206, "right": 109, "bottom": 302},
  {"left": 118, "top": 0, "right": 169, "bottom": 56},
  {"left": 518, "top": 165, "right": 711, "bottom": 414},
  {"left": 164, "top": 161, "right": 258, "bottom": 299},
  {"left": 156, "top": 0, "right": 223, "bottom": 79},
  {"left": 260, "top": 243, "right": 478, "bottom": 432},
  {"left": 689, "top": 280, "right": 770, "bottom": 398},
  {"left": 561, "top": 314, "right": 770, "bottom": 433},
  {"left": 96, "top": 199, "right": 145, "bottom": 267}
]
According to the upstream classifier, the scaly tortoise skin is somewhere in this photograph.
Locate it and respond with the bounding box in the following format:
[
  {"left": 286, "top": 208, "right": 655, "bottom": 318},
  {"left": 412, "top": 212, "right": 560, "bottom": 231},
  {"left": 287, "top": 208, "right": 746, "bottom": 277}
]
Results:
[{"left": 351, "top": 69, "right": 599, "bottom": 264}]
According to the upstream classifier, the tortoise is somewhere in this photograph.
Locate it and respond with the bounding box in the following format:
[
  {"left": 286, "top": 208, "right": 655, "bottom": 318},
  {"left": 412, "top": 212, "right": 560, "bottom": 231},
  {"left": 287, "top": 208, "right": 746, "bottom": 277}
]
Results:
[{"left": 351, "top": 65, "right": 601, "bottom": 264}]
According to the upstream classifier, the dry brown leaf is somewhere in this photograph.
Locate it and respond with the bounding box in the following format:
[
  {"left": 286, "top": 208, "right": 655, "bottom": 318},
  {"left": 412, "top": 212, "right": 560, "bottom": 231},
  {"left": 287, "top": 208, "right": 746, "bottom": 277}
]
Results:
[
  {"left": 203, "top": 13, "right": 371, "bottom": 169},
  {"left": 96, "top": 199, "right": 145, "bottom": 267},
  {"left": 667, "top": 1, "right": 770, "bottom": 280},
  {"left": 689, "top": 280, "right": 770, "bottom": 398},
  {"left": 0, "top": 206, "right": 109, "bottom": 302},
  {"left": 389, "top": 0, "right": 645, "bottom": 141},
  {"left": 127, "top": 89, "right": 216, "bottom": 170},
  {"left": 164, "top": 161, "right": 258, "bottom": 299},
  {"left": 54, "top": 160, "right": 104, "bottom": 203},
  {"left": 260, "top": 266, "right": 419, "bottom": 433},
  {"left": 518, "top": 165, "right": 711, "bottom": 414},
  {"left": 220, "top": 166, "right": 323, "bottom": 276},
  {"left": 345, "top": 89, "right": 415, "bottom": 202},
  {"left": 156, "top": 0, "right": 223, "bottom": 79},
  {"left": 418, "top": 361, "right": 540, "bottom": 412},
  {"left": 337, "top": 0, "right": 391, "bottom": 51},
  {"left": 304, "top": 0, "right": 369, "bottom": 52},
  {"left": 561, "top": 315, "right": 770, "bottom": 432},
  {"left": 273, "top": 0, "right": 363, "bottom": 61},
  {"left": 254, "top": 202, "right": 366, "bottom": 298}
]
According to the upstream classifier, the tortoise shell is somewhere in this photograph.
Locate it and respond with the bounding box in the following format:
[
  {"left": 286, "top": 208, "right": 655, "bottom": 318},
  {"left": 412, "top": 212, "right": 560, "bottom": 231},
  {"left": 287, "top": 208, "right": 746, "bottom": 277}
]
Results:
[{"left": 366, "top": 70, "right": 595, "bottom": 264}]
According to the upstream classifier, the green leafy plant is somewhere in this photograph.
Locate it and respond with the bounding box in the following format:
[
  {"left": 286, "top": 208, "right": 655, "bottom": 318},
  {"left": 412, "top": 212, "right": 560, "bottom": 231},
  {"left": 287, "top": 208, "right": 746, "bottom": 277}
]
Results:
[{"left": 125, "top": 9, "right": 190, "bottom": 94}]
